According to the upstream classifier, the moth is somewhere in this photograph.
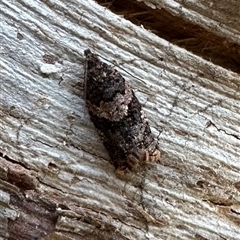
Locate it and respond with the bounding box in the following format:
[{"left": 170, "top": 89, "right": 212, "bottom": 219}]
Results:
[{"left": 84, "top": 49, "right": 160, "bottom": 173}]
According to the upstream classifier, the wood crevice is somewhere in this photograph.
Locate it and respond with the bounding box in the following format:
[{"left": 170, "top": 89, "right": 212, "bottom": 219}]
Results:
[{"left": 97, "top": 0, "right": 240, "bottom": 74}]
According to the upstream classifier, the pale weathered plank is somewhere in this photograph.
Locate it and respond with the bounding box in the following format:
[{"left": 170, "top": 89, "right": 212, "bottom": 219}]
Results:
[
  {"left": 141, "top": 0, "right": 240, "bottom": 43},
  {"left": 0, "top": 0, "right": 240, "bottom": 239}
]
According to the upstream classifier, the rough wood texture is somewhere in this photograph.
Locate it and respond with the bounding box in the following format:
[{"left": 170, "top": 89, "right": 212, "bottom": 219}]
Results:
[
  {"left": 0, "top": 0, "right": 240, "bottom": 239},
  {"left": 98, "top": 0, "right": 240, "bottom": 73}
]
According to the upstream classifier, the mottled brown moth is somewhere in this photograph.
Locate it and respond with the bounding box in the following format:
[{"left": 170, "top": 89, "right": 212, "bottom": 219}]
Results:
[{"left": 84, "top": 49, "right": 160, "bottom": 173}]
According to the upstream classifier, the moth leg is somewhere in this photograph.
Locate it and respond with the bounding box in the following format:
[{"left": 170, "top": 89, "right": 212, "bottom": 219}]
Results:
[
  {"left": 148, "top": 149, "right": 161, "bottom": 162},
  {"left": 115, "top": 165, "right": 130, "bottom": 176},
  {"left": 115, "top": 150, "right": 144, "bottom": 175},
  {"left": 126, "top": 154, "right": 141, "bottom": 169}
]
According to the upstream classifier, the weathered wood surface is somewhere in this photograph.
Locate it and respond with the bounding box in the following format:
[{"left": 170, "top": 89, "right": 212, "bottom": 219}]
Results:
[
  {"left": 0, "top": 0, "right": 240, "bottom": 239},
  {"left": 142, "top": 0, "right": 240, "bottom": 42}
]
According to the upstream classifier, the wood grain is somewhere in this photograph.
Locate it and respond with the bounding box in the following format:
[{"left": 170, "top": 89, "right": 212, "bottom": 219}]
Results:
[{"left": 0, "top": 0, "right": 240, "bottom": 239}]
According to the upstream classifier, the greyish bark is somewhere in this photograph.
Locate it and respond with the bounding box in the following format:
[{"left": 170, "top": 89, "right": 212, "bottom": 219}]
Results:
[{"left": 0, "top": 0, "right": 240, "bottom": 239}]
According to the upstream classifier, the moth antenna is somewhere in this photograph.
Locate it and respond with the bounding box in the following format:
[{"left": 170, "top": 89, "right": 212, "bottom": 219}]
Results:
[{"left": 83, "top": 49, "right": 91, "bottom": 113}]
